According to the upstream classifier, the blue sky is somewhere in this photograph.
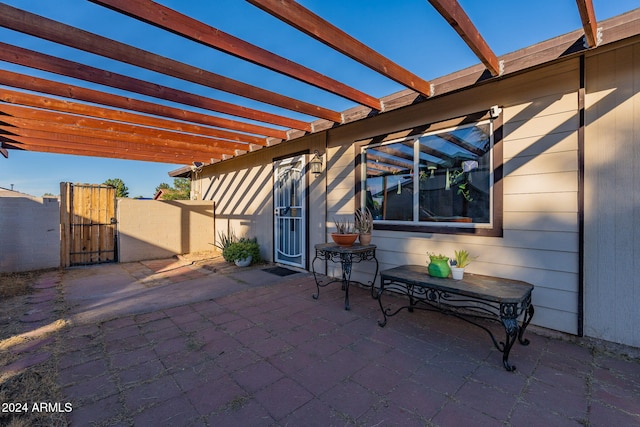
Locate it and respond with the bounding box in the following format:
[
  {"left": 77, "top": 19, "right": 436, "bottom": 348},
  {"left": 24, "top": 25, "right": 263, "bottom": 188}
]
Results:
[{"left": 0, "top": 0, "right": 637, "bottom": 197}]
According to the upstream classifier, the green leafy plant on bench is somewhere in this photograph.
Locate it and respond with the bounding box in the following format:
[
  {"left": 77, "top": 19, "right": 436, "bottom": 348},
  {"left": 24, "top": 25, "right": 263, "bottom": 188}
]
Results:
[
  {"left": 451, "top": 249, "right": 477, "bottom": 268},
  {"left": 427, "top": 252, "right": 449, "bottom": 262}
]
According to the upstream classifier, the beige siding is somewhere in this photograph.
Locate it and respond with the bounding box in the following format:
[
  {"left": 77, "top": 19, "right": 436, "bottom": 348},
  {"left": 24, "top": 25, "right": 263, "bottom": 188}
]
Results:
[
  {"left": 584, "top": 41, "right": 640, "bottom": 347},
  {"left": 325, "top": 59, "right": 581, "bottom": 333}
]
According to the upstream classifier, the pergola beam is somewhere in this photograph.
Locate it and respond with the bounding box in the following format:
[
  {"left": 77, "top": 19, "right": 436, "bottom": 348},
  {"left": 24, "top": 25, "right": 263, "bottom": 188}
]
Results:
[
  {"left": 0, "top": 106, "right": 249, "bottom": 154},
  {"left": 0, "top": 42, "right": 311, "bottom": 132},
  {"left": 575, "top": 0, "right": 600, "bottom": 47},
  {"left": 426, "top": 0, "right": 501, "bottom": 76},
  {"left": 0, "top": 124, "right": 229, "bottom": 159},
  {"left": 0, "top": 3, "right": 342, "bottom": 123},
  {"left": 0, "top": 71, "right": 288, "bottom": 139},
  {"left": 0, "top": 89, "right": 267, "bottom": 145},
  {"left": 247, "top": 0, "right": 433, "bottom": 98},
  {"left": 1, "top": 138, "right": 207, "bottom": 164},
  {"left": 90, "top": 0, "right": 383, "bottom": 111}
]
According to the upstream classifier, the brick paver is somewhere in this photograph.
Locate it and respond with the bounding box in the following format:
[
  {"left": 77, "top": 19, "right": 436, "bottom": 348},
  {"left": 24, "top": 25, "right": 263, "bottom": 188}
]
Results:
[{"left": 3, "top": 258, "right": 639, "bottom": 426}]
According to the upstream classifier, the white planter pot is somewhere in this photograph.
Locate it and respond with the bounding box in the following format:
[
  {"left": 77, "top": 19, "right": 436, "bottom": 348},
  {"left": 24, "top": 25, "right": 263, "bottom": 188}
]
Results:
[
  {"left": 451, "top": 267, "right": 465, "bottom": 280},
  {"left": 234, "top": 255, "right": 252, "bottom": 267}
]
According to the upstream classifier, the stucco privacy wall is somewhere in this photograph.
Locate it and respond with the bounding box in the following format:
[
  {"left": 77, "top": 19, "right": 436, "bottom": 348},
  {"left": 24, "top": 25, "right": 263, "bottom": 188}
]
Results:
[
  {"left": 0, "top": 196, "right": 60, "bottom": 272},
  {"left": 584, "top": 39, "right": 640, "bottom": 347},
  {"left": 117, "top": 199, "right": 214, "bottom": 263},
  {"left": 325, "top": 59, "right": 581, "bottom": 334}
]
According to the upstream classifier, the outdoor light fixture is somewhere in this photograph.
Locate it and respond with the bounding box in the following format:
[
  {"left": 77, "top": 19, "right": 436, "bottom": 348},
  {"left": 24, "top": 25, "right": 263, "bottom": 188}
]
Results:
[{"left": 309, "top": 150, "right": 323, "bottom": 175}]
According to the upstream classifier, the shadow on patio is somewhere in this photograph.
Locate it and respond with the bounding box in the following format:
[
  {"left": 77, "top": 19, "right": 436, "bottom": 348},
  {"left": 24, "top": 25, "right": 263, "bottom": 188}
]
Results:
[{"left": 2, "top": 257, "right": 639, "bottom": 426}]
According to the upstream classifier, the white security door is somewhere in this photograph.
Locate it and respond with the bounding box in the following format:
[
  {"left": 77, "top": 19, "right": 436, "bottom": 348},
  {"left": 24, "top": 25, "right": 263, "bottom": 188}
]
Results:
[{"left": 273, "top": 156, "right": 306, "bottom": 268}]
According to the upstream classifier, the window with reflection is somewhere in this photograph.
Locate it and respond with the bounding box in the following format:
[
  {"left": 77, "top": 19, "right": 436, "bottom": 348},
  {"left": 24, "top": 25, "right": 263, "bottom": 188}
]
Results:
[{"left": 362, "top": 120, "right": 494, "bottom": 228}]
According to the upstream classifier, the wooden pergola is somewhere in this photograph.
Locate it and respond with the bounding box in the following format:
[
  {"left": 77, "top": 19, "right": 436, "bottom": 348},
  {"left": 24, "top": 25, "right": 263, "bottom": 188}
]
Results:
[{"left": 0, "top": 0, "right": 628, "bottom": 167}]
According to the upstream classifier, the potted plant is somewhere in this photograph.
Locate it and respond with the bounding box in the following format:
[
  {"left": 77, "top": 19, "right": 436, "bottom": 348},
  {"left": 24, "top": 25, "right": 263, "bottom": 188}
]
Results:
[
  {"left": 354, "top": 207, "right": 374, "bottom": 245},
  {"left": 450, "top": 249, "right": 476, "bottom": 279},
  {"left": 223, "top": 238, "right": 261, "bottom": 267},
  {"left": 331, "top": 216, "right": 358, "bottom": 246},
  {"left": 427, "top": 253, "right": 450, "bottom": 278}
]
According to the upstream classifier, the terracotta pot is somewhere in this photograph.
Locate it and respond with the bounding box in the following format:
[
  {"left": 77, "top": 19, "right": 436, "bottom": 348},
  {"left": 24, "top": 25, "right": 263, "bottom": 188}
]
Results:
[
  {"left": 331, "top": 233, "right": 358, "bottom": 246},
  {"left": 358, "top": 233, "right": 372, "bottom": 245}
]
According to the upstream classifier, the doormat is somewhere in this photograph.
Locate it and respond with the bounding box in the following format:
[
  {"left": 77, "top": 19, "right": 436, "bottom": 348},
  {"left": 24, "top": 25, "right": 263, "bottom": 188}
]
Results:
[{"left": 263, "top": 266, "right": 299, "bottom": 277}]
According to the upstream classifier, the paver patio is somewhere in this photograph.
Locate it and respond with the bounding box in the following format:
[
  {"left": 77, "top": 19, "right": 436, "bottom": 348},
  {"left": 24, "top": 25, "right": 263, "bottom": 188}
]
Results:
[{"left": 3, "top": 256, "right": 640, "bottom": 426}]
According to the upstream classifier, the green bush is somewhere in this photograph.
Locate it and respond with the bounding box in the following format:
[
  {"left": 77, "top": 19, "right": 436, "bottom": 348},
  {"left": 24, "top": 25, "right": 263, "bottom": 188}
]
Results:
[{"left": 222, "top": 238, "right": 261, "bottom": 264}]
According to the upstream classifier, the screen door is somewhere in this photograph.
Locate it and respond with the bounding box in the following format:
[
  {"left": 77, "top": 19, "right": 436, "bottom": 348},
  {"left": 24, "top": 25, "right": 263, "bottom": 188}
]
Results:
[{"left": 273, "top": 155, "right": 306, "bottom": 268}]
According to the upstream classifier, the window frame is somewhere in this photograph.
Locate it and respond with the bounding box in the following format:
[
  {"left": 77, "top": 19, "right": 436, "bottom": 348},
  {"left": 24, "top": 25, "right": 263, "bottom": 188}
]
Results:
[{"left": 355, "top": 110, "right": 503, "bottom": 237}]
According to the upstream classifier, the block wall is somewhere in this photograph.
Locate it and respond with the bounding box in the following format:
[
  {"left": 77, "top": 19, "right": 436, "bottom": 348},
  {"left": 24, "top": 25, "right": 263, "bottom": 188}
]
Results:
[
  {"left": 117, "top": 199, "right": 215, "bottom": 263},
  {"left": 0, "top": 196, "right": 60, "bottom": 272}
]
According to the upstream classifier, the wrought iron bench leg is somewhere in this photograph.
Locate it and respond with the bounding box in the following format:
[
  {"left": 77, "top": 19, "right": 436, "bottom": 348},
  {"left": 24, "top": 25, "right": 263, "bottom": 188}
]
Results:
[
  {"left": 500, "top": 317, "right": 519, "bottom": 371},
  {"left": 500, "top": 301, "right": 534, "bottom": 371},
  {"left": 518, "top": 304, "right": 535, "bottom": 345}
]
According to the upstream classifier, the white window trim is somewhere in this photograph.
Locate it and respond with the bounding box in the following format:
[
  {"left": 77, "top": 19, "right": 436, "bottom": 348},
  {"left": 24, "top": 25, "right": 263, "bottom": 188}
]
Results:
[{"left": 361, "top": 119, "right": 495, "bottom": 229}]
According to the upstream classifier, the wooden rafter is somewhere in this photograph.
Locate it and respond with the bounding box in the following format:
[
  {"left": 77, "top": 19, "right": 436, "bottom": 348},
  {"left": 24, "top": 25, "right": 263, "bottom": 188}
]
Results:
[
  {"left": 0, "top": 123, "right": 229, "bottom": 159},
  {"left": 90, "top": 0, "right": 383, "bottom": 111},
  {"left": 0, "top": 3, "right": 342, "bottom": 123},
  {"left": 0, "top": 42, "right": 311, "bottom": 132},
  {"left": 0, "top": 90, "right": 267, "bottom": 145},
  {"left": 0, "top": 4, "right": 635, "bottom": 167},
  {"left": 247, "top": 0, "right": 433, "bottom": 98},
  {"left": 0, "top": 106, "right": 249, "bottom": 154},
  {"left": 427, "top": 0, "right": 501, "bottom": 76},
  {"left": 0, "top": 71, "right": 288, "bottom": 139},
  {"left": 1, "top": 137, "right": 207, "bottom": 164},
  {"left": 575, "top": 0, "right": 599, "bottom": 47}
]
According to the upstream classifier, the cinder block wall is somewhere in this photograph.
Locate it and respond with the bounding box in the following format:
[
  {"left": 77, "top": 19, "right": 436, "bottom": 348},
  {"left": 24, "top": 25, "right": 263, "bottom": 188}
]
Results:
[
  {"left": 117, "top": 199, "right": 215, "bottom": 262},
  {"left": 0, "top": 196, "right": 60, "bottom": 273}
]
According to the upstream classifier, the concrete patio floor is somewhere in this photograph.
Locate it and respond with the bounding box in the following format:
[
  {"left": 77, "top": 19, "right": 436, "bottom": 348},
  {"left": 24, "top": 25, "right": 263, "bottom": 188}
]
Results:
[{"left": 6, "top": 256, "right": 640, "bottom": 426}]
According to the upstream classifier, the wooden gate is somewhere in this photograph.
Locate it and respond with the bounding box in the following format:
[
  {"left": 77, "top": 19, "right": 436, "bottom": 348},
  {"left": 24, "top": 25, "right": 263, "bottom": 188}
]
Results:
[{"left": 60, "top": 183, "right": 117, "bottom": 267}]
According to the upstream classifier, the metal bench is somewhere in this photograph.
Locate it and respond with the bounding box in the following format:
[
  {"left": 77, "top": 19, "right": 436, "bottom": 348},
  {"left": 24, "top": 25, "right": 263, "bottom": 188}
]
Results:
[{"left": 377, "top": 264, "right": 535, "bottom": 371}]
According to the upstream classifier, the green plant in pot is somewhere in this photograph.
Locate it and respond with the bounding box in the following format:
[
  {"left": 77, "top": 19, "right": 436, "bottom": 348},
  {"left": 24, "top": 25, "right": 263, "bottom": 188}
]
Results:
[
  {"left": 354, "top": 207, "right": 373, "bottom": 245},
  {"left": 450, "top": 249, "right": 476, "bottom": 280},
  {"left": 427, "top": 252, "right": 450, "bottom": 278},
  {"left": 223, "top": 238, "right": 261, "bottom": 267},
  {"left": 331, "top": 216, "right": 358, "bottom": 246}
]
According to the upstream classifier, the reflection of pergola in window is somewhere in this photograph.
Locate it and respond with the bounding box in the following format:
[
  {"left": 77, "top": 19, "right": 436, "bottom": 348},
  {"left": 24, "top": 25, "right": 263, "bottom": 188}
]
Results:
[{"left": 365, "top": 127, "right": 490, "bottom": 221}]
